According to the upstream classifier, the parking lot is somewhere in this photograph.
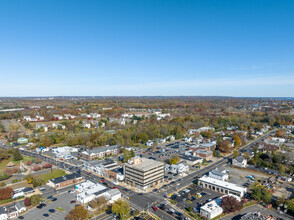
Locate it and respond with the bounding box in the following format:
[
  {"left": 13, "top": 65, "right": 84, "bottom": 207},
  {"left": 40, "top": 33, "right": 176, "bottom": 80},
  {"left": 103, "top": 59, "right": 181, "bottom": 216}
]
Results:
[
  {"left": 22, "top": 191, "right": 78, "bottom": 220},
  {"left": 223, "top": 164, "right": 270, "bottom": 187},
  {"left": 170, "top": 184, "right": 222, "bottom": 213}
]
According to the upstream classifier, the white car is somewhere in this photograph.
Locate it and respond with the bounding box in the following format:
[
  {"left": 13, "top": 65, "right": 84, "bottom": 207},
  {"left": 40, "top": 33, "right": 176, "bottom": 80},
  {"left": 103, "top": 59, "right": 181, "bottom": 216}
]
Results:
[
  {"left": 169, "top": 208, "right": 175, "bottom": 213},
  {"left": 112, "top": 181, "right": 119, "bottom": 185},
  {"left": 39, "top": 187, "right": 45, "bottom": 191}
]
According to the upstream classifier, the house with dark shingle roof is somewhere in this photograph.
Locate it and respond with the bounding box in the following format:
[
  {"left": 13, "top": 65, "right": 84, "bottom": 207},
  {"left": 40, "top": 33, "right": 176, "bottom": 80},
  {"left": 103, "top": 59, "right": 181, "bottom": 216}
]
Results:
[{"left": 232, "top": 156, "right": 247, "bottom": 168}]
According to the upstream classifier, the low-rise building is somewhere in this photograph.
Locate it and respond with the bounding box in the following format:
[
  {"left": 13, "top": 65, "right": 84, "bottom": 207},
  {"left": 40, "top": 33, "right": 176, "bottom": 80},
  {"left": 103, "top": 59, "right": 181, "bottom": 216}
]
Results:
[
  {"left": 232, "top": 156, "right": 247, "bottom": 168},
  {"left": 200, "top": 195, "right": 240, "bottom": 220},
  {"left": 2, "top": 201, "right": 26, "bottom": 219},
  {"left": 52, "top": 114, "right": 63, "bottom": 120},
  {"left": 198, "top": 175, "right": 247, "bottom": 198},
  {"left": 200, "top": 197, "right": 223, "bottom": 220},
  {"left": 82, "top": 121, "right": 91, "bottom": 128},
  {"left": 146, "top": 140, "right": 154, "bottom": 147},
  {"left": 52, "top": 146, "right": 79, "bottom": 159},
  {"left": 180, "top": 155, "right": 203, "bottom": 166},
  {"left": 36, "top": 123, "right": 48, "bottom": 132},
  {"left": 124, "top": 157, "right": 164, "bottom": 190},
  {"left": 165, "top": 163, "right": 189, "bottom": 174},
  {"left": 194, "top": 149, "right": 213, "bottom": 160},
  {"left": 209, "top": 168, "right": 228, "bottom": 181},
  {"left": 81, "top": 145, "right": 119, "bottom": 161},
  {"left": 47, "top": 173, "right": 83, "bottom": 189},
  {"left": 17, "top": 138, "right": 28, "bottom": 144},
  {"left": 0, "top": 207, "right": 8, "bottom": 220},
  {"left": 76, "top": 181, "right": 121, "bottom": 204},
  {"left": 52, "top": 122, "right": 66, "bottom": 130}
]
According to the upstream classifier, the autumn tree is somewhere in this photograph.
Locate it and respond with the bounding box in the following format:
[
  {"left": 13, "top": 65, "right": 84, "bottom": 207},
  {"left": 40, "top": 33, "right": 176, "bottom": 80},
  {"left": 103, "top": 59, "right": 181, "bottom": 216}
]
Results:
[
  {"left": 66, "top": 205, "right": 89, "bottom": 220},
  {"left": 218, "top": 140, "right": 231, "bottom": 153},
  {"left": 233, "top": 136, "right": 242, "bottom": 147},
  {"left": 0, "top": 187, "right": 13, "bottom": 200},
  {"left": 169, "top": 154, "right": 181, "bottom": 165},
  {"left": 91, "top": 196, "right": 108, "bottom": 211},
  {"left": 24, "top": 197, "right": 31, "bottom": 206},
  {"left": 111, "top": 199, "right": 130, "bottom": 220},
  {"left": 276, "top": 129, "right": 284, "bottom": 137},
  {"left": 221, "top": 196, "right": 242, "bottom": 213}
]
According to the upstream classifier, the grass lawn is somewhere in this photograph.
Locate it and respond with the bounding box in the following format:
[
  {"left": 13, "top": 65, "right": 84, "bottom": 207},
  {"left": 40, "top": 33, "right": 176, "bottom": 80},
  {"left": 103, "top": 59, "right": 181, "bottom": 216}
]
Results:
[
  {"left": 0, "top": 155, "right": 33, "bottom": 172},
  {"left": 36, "top": 169, "right": 66, "bottom": 183}
]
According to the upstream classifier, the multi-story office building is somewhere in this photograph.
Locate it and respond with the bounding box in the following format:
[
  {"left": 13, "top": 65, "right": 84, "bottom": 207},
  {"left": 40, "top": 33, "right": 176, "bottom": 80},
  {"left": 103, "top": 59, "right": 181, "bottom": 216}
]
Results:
[{"left": 124, "top": 157, "right": 164, "bottom": 190}]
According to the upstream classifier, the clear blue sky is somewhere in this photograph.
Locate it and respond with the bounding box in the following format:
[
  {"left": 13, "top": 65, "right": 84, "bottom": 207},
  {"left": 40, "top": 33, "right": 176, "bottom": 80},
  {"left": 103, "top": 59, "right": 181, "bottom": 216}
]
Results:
[{"left": 0, "top": 0, "right": 294, "bottom": 97}]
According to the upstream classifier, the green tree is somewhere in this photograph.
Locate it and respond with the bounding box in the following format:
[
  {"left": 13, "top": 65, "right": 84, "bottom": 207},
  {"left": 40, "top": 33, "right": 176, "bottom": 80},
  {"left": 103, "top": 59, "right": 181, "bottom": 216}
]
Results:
[
  {"left": 12, "top": 149, "right": 23, "bottom": 161},
  {"left": 233, "top": 150, "right": 239, "bottom": 159},
  {"left": 278, "top": 164, "right": 285, "bottom": 176},
  {"left": 262, "top": 188, "right": 273, "bottom": 204},
  {"left": 251, "top": 184, "right": 262, "bottom": 201},
  {"left": 30, "top": 194, "right": 42, "bottom": 206},
  {"left": 111, "top": 200, "right": 130, "bottom": 220},
  {"left": 234, "top": 136, "right": 242, "bottom": 147}
]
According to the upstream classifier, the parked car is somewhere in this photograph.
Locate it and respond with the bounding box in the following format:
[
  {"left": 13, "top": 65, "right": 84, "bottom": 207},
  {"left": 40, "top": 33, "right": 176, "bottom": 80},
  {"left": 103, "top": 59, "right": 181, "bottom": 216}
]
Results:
[
  {"left": 51, "top": 198, "right": 57, "bottom": 201},
  {"left": 152, "top": 206, "right": 158, "bottom": 211},
  {"left": 43, "top": 213, "right": 49, "bottom": 217},
  {"left": 48, "top": 209, "right": 55, "bottom": 213},
  {"left": 70, "top": 200, "right": 76, "bottom": 204}
]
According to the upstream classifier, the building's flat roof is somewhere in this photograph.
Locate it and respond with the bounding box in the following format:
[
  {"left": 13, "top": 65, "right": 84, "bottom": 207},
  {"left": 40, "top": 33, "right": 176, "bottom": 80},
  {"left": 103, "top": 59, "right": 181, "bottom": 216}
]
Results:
[
  {"left": 49, "top": 173, "right": 82, "bottom": 184},
  {"left": 199, "top": 176, "right": 246, "bottom": 193},
  {"left": 126, "top": 158, "right": 163, "bottom": 171},
  {"left": 201, "top": 197, "right": 222, "bottom": 213}
]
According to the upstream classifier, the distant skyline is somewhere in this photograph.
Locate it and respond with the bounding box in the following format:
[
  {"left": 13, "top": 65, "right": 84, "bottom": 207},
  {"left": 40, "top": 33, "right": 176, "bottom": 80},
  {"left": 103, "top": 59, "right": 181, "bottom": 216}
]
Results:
[{"left": 0, "top": 0, "right": 294, "bottom": 97}]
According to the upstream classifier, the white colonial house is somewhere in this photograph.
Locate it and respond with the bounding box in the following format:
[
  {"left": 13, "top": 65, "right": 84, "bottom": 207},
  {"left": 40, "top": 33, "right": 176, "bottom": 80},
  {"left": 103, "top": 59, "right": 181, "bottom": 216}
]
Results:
[{"left": 232, "top": 156, "right": 247, "bottom": 168}]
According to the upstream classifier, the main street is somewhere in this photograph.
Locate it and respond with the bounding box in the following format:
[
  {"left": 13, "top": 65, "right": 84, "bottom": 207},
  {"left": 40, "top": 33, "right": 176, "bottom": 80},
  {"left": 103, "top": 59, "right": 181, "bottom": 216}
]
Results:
[{"left": 1, "top": 129, "right": 276, "bottom": 220}]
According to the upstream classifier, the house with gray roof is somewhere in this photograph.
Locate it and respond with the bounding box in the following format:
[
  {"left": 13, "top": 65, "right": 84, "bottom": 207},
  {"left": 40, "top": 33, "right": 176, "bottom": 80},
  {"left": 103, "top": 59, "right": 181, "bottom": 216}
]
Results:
[
  {"left": 232, "top": 156, "right": 247, "bottom": 168},
  {"left": 209, "top": 168, "right": 228, "bottom": 181}
]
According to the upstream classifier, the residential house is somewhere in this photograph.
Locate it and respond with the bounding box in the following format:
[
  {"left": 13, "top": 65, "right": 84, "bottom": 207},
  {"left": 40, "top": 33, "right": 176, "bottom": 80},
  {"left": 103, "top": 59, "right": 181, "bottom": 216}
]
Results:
[
  {"left": 146, "top": 140, "right": 154, "bottom": 147},
  {"left": 17, "top": 138, "right": 28, "bottom": 144},
  {"left": 258, "top": 142, "right": 280, "bottom": 153},
  {"left": 82, "top": 121, "right": 91, "bottom": 128},
  {"left": 165, "top": 163, "right": 189, "bottom": 174},
  {"left": 209, "top": 168, "right": 228, "bottom": 181},
  {"left": 64, "top": 114, "right": 76, "bottom": 120},
  {"left": 194, "top": 149, "right": 213, "bottom": 160},
  {"left": 232, "top": 156, "right": 247, "bottom": 168},
  {"left": 89, "top": 113, "right": 101, "bottom": 119},
  {"left": 52, "top": 122, "right": 66, "bottom": 130},
  {"left": 184, "top": 137, "right": 192, "bottom": 142},
  {"left": 35, "top": 123, "right": 48, "bottom": 132},
  {"left": 0, "top": 207, "right": 8, "bottom": 220},
  {"left": 52, "top": 114, "right": 63, "bottom": 120},
  {"left": 157, "top": 138, "right": 166, "bottom": 144},
  {"left": 2, "top": 201, "right": 26, "bottom": 219},
  {"left": 166, "top": 135, "right": 175, "bottom": 142}
]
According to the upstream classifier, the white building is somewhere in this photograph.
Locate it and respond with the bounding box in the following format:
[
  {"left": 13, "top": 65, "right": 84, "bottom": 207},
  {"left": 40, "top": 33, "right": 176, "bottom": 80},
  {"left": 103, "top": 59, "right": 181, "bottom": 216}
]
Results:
[
  {"left": 23, "top": 116, "right": 32, "bottom": 121},
  {"left": 167, "top": 135, "right": 175, "bottom": 141},
  {"left": 90, "top": 113, "right": 101, "bottom": 119},
  {"left": 232, "top": 156, "right": 247, "bottom": 168},
  {"left": 82, "top": 121, "right": 91, "bottom": 128},
  {"left": 76, "top": 181, "right": 121, "bottom": 204},
  {"left": 200, "top": 197, "right": 223, "bottom": 220},
  {"left": 198, "top": 176, "right": 247, "bottom": 198},
  {"left": 35, "top": 123, "right": 48, "bottom": 132},
  {"left": 64, "top": 114, "right": 76, "bottom": 120},
  {"left": 209, "top": 168, "right": 229, "bottom": 181},
  {"left": 165, "top": 163, "right": 189, "bottom": 174},
  {"left": 52, "top": 114, "right": 63, "bottom": 120},
  {"left": 0, "top": 207, "right": 8, "bottom": 220},
  {"left": 200, "top": 195, "right": 241, "bottom": 220},
  {"left": 52, "top": 146, "right": 79, "bottom": 159},
  {"left": 52, "top": 122, "right": 66, "bottom": 130},
  {"left": 184, "top": 137, "right": 192, "bottom": 142},
  {"left": 146, "top": 140, "right": 154, "bottom": 147}
]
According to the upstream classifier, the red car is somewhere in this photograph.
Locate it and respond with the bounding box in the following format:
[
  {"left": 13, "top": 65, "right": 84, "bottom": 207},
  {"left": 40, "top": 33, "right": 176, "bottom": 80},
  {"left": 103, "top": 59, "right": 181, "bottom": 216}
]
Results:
[
  {"left": 152, "top": 206, "right": 158, "bottom": 211},
  {"left": 142, "top": 152, "right": 146, "bottom": 153},
  {"left": 70, "top": 200, "right": 76, "bottom": 204},
  {"left": 113, "top": 187, "right": 118, "bottom": 189},
  {"left": 102, "top": 179, "right": 105, "bottom": 183}
]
